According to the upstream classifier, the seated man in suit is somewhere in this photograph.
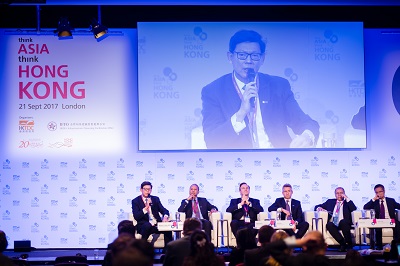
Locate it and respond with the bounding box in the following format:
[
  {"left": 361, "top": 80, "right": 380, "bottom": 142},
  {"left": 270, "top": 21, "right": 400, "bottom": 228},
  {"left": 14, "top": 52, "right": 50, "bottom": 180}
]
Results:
[
  {"left": 268, "top": 183, "right": 309, "bottom": 239},
  {"left": 163, "top": 218, "right": 202, "bottom": 266},
  {"left": 178, "top": 184, "right": 218, "bottom": 241},
  {"left": 315, "top": 186, "right": 357, "bottom": 252},
  {"left": 132, "top": 181, "right": 172, "bottom": 248},
  {"left": 363, "top": 183, "right": 400, "bottom": 250},
  {"left": 226, "top": 182, "right": 264, "bottom": 238}
]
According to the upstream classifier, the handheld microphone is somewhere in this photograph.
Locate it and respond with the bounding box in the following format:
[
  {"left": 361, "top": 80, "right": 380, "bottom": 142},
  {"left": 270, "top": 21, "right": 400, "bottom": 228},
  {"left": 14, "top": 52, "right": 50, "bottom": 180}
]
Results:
[{"left": 247, "top": 69, "right": 256, "bottom": 108}]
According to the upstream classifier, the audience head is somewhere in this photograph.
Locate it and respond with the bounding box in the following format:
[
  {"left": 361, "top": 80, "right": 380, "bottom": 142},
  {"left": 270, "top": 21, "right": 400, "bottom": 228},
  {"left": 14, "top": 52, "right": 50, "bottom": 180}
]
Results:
[
  {"left": 117, "top": 220, "right": 136, "bottom": 237},
  {"left": 112, "top": 245, "right": 152, "bottom": 266},
  {"left": 270, "top": 230, "right": 289, "bottom": 242},
  {"left": 0, "top": 230, "right": 8, "bottom": 252},
  {"left": 107, "top": 235, "right": 154, "bottom": 266},
  {"left": 235, "top": 227, "right": 257, "bottom": 250},
  {"left": 189, "top": 230, "right": 214, "bottom": 255},
  {"left": 258, "top": 225, "right": 274, "bottom": 245},
  {"left": 128, "top": 238, "right": 154, "bottom": 262},
  {"left": 344, "top": 249, "right": 366, "bottom": 266},
  {"left": 302, "top": 231, "right": 327, "bottom": 255},
  {"left": 183, "top": 218, "right": 202, "bottom": 236}
]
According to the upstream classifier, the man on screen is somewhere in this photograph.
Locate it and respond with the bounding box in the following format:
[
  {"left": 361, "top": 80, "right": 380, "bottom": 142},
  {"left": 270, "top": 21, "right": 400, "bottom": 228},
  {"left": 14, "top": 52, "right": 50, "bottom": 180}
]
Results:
[{"left": 201, "top": 29, "right": 319, "bottom": 149}]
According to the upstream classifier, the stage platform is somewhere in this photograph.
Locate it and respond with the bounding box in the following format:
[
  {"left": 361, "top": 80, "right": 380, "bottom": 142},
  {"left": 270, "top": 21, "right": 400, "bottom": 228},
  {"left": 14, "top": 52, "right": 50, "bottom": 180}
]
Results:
[{"left": 3, "top": 246, "right": 396, "bottom": 265}]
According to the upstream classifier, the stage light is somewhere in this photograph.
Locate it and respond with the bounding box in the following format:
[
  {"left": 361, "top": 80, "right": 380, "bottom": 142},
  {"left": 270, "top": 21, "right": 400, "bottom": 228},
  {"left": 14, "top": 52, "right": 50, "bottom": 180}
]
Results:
[
  {"left": 55, "top": 17, "right": 73, "bottom": 39},
  {"left": 90, "top": 19, "right": 108, "bottom": 41}
]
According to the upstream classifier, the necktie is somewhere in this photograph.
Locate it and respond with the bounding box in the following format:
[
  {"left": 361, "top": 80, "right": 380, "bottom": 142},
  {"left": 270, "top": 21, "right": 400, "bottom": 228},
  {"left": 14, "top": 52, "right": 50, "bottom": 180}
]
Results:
[
  {"left": 380, "top": 200, "right": 385, "bottom": 219},
  {"left": 333, "top": 201, "right": 341, "bottom": 226},
  {"left": 285, "top": 200, "right": 292, "bottom": 220},
  {"left": 193, "top": 199, "right": 200, "bottom": 219}
]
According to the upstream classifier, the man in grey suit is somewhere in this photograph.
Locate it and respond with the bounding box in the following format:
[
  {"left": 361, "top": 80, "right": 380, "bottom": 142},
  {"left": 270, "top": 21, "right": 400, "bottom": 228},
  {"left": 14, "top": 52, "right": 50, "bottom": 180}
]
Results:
[{"left": 163, "top": 218, "right": 202, "bottom": 266}]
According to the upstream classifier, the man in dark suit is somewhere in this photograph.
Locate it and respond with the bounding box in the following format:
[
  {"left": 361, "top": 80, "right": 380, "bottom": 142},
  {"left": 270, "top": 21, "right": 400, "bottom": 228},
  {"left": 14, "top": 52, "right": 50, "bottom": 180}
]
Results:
[
  {"left": 201, "top": 29, "right": 319, "bottom": 149},
  {"left": 314, "top": 187, "right": 357, "bottom": 252},
  {"left": 268, "top": 183, "right": 309, "bottom": 239},
  {"left": 244, "top": 225, "right": 274, "bottom": 266},
  {"left": 363, "top": 183, "right": 400, "bottom": 250},
  {"left": 163, "top": 218, "right": 202, "bottom": 266},
  {"left": 226, "top": 182, "right": 264, "bottom": 238},
  {"left": 178, "top": 184, "right": 218, "bottom": 241},
  {"left": 132, "top": 181, "right": 172, "bottom": 247}
]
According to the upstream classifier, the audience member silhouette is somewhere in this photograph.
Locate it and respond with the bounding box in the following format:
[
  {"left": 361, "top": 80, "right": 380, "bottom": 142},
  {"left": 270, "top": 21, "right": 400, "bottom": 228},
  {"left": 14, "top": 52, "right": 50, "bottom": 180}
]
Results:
[
  {"left": 244, "top": 225, "right": 275, "bottom": 266},
  {"left": 182, "top": 230, "right": 225, "bottom": 266},
  {"left": 265, "top": 230, "right": 330, "bottom": 266},
  {"left": 163, "top": 218, "right": 202, "bottom": 266},
  {"left": 229, "top": 227, "right": 257, "bottom": 266},
  {"left": 265, "top": 230, "right": 291, "bottom": 266},
  {"left": 0, "top": 230, "right": 14, "bottom": 266}
]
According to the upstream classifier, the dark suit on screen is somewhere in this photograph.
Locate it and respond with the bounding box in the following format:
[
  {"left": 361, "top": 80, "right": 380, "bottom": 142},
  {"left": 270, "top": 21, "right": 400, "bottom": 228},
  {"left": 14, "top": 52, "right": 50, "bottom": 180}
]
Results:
[
  {"left": 226, "top": 197, "right": 263, "bottom": 237},
  {"left": 132, "top": 195, "right": 172, "bottom": 246},
  {"left": 268, "top": 197, "right": 309, "bottom": 238},
  {"left": 201, "top": 73, "right": 320, "bottom": 149},
  {"left": 177, "top": 197, "right": 218, "bottom": 241},
  {"left": 363, "top": 197, "right": 400, "bottom": 248},
  {"left": 314, "top": 198, "right": 357, "bottom": 247}
]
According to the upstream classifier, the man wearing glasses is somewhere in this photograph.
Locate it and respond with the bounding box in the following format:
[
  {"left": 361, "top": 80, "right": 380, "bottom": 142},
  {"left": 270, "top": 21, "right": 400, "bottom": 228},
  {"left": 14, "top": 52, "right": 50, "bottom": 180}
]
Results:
[
  {"left": 132, "top": 181, "right": 172, "bottom": 248},
  {"left": 363, "top": 184, "right": 400, "bottom": 250},
  {"left": 201, "top": 29, "right": 319, "bottom": 149}
]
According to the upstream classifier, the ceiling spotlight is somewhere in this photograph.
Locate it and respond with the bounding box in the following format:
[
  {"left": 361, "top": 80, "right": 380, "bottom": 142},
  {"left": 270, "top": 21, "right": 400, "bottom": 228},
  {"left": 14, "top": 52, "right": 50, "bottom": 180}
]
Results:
[
  {"left": 90, "top": 19, "right": 108, "bottom": 41},
  {"left": 55, "top": 17, "right": 73, "bottom": 39}
]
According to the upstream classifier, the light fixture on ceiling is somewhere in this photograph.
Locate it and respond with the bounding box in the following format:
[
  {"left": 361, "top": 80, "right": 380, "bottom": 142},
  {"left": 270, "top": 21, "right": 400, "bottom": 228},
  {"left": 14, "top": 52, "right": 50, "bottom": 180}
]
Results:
[
  {"left": 55, "top": 17, "right": 73, "bottom": 39},
  {"left": 90, "top": 19, "right": 108, "bottom": 40}
]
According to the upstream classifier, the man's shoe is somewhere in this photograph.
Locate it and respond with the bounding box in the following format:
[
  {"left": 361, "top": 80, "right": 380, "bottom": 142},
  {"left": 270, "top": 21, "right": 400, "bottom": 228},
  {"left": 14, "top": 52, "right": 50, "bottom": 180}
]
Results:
[{"left": 339, "top": 245, "right": 347, "bottom": 252}]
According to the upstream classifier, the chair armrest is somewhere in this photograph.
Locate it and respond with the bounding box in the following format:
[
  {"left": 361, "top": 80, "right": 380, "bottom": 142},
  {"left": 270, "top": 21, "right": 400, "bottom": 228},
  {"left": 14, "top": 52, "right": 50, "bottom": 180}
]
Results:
[
  {"left": 258, "top": 212, "right": 269, "bottom": 221},
  {"left": 351, "top": 210, "right": 362, "bottom": 225}
]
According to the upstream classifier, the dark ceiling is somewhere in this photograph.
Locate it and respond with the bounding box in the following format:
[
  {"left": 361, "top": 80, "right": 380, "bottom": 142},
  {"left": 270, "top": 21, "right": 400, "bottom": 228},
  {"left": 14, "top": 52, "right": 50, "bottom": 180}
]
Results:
[{"left": 1, "top": 4, "right": 400, "bottom": 29}]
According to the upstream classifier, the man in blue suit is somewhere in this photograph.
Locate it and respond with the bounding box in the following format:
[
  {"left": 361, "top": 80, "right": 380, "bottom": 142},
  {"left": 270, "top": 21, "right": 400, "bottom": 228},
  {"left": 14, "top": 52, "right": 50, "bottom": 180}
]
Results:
[
  {"left": 315, "top": 187, "right": 357, "bottom": 252},
  {"left": 363, "top": 184, "right": 400, "bottom": 250},
  {"left": 178, "top": 183, "right": 218, "bottom": 241},
  {"left": 226, "top": 182, "right": 264, "bottom": 238},
  {"left": 268, "top": 183, "right": 309, "bottom": 239},
  {"left": 132, "top": 181, "right": 172, "bottom": 247},
  {"left": 201, "top": 29, "right": 319, "bottom": 149}
]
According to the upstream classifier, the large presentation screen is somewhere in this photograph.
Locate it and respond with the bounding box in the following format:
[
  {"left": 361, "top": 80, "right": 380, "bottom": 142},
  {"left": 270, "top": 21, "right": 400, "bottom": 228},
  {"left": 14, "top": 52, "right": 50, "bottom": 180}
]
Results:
[{"left": 137, "top": 22, "right": 366, "bottom": 151}]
